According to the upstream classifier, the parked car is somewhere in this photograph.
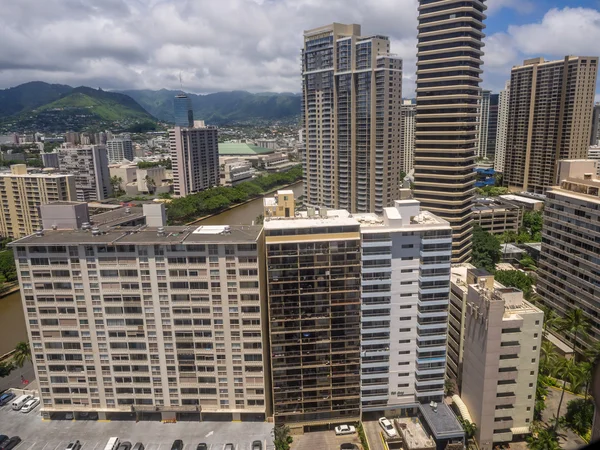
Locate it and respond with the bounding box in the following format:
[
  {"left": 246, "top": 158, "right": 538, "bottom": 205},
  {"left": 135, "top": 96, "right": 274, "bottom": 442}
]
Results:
[
  {"left": 131, "top": 443, "right": 145, "bottom": 450},
  {"left": 21, "top": 398, "right": 40, "bottom": 413},
  {"left": 11, "top": 395, "right": 32, "bottom": 411},
  {"left": 117, "top": 442, "right": 132, "bottom": 450},
  {"left": 252, "top": 441, "right": 262, "bottom": 450},
  {"left": 378, "top": 417, "right": 398, "bottom": 438},
  {"left": 0, "top": 392, "right": 15, "bottom": 406},
  {"left": 196, "top": 445, "right": 208, "bottom": 450},
  {"left": 66, "top": 441, "right": 82, "bottom": 450},
  {"left": 103, "top": 437, "right": 120, "bottom": 450},
  {"left": 0, "top": 437, "right": 8, "bottom": 446},
  {"left": 170, "top": 441, "right": 183, "bottom": 450},
  {"left": 334, "top": 425, "right": 356, "bottom": 436},
  {"left": 224, "top": 444, "right": 235, "bottom": 450},
  {"left": 0, "top": 437, "right": 21, "bottom": 450},
  {"left": 340, "top": 444, "right": 359, "bottom": 450}
]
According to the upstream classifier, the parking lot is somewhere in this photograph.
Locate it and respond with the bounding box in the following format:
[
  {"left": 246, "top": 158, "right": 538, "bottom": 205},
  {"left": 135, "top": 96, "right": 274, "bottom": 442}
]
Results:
[{"left": 0, "top": 402, "right": 274, "bottom": 450}]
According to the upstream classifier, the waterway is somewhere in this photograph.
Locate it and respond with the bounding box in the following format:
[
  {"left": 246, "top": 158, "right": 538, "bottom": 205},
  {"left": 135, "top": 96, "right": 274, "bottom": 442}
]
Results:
[
  {"left": 0, "top": 290, "right": 27, "bottom": 356},
  {"left": 199, "top": 181, "right": 304, "bottom": 225}
]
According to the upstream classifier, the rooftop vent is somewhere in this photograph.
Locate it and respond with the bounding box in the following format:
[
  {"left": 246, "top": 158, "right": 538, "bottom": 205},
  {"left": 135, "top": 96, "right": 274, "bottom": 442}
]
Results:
[
  {"left": 92, "top": 227, "right": 101, "bottom": 236},
  {"left": 35, "top": 229, "right": 44, "bottom": 237},
  {"left": 82, "top": 222, "right": 91, "bottom": 230},
  {"left": 157, "top": 226, "right": 166, "bottom": 237}
]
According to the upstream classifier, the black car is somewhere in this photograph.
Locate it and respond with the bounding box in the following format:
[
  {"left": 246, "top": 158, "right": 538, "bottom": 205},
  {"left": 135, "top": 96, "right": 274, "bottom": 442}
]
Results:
[
  {"left": 0, "top": 392, "right": 15, "bottom": 406},
  {"left": 0, "top": 437, "right": 7, "bottom": 446},
  {"left": 252, "top": 441, "right": 262, "bottom": 450},
  {"left": 196, "top": 445, "right": 208, "bottom": 450},
  {"left": 66, "top": 441, "right": 82, "bottom": 450},
  {"left": 170, "top": 441, "right": 183, "bottom": 450},
  {"left": 0, "top": 437, "right": 21, "bottom": 450},
  {"left": 340, "top": 444, "right": 359, "bottom": 450},
  {"left": 117, "top": 442, "right": 132, "bottom": 450}
]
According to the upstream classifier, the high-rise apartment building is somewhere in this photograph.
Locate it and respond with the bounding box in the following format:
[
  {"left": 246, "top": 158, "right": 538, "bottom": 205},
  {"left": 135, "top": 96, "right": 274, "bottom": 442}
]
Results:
[
  {"left": 401, "top": 100, "right": 416, "bottom": 174},
  {"left": 486, "top": 94, "right": 499, "bottom": 163},
  {"left": 57, "top": 145, "right": 112, "bottom": 202},
  {"left": 504, "top": 56, "right": 599, "bottom": 194},
  {"left": 11, "top": 206, "right": 270, "bottom": 422},
  {"left": 0, "top": 165, "right": 76, "bottom": 238},
  {"left": 174, "top": 94, "right": 194, "bottom": 128},
  {"left": 588, "top": 145, "right": 600, "bottom": 176},
  {"left": 538, "top": 160, "right": 600, "bottom": 350},
  {"left": 461, "top": 274, "right": 542, "bottom": 449},
  {"left": 590, "top": 104, "right": 600, "bottom": 146},
  {"left": 414, "top": 0, "right": 487, "bottom": 263},
  {"left": 106, "top": 138, "right": 134, "bottom": 163},
  {"left": 264, "top": 192, "right": 362, "bottom": 429},
  {"left": 169, "top": 123, "right": 220, "bottom": 197},
  {"left": 494, "top": 82, "right": 510, "bottom": 173},
  {"left": 354, "top": 192, "right": 453, "bottom": 412},
  {"left": 302, "top": 23, "right": 403, "bottom": 214},
  {"left": 477, "top": 90, "right": 491, "bottom": 159}
]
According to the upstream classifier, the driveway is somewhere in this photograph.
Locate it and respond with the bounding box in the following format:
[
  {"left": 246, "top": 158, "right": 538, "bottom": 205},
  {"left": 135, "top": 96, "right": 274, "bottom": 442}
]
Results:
[{"left": 541, "top": 387, "right": 588, "bottom": 450}]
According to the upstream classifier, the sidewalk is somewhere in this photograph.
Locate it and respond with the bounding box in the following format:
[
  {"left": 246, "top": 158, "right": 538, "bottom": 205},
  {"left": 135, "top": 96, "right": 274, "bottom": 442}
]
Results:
[{"left": 0, "top": 360, "right": 35, "bottom": 393}]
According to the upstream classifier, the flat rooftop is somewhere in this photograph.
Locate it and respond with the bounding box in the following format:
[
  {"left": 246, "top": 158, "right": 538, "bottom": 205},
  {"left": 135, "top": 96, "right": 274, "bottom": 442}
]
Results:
[
  {"left": 219, "top": 143, "right": 274, "bottom": 156},
  {"left": 499, "top": 194, "right": 544, "bottom": 205},
  {"left": 11, "top": 225, "right": 262, "bottom": 246},
  {"left": 419, "top": 402, "right": 464, "bottom": 440},
  {"left": 397, "top": 417, "right": 435, "bottom": 450},
  {"left": 90, "top": 207, "right": 144, "bottom": 228}
]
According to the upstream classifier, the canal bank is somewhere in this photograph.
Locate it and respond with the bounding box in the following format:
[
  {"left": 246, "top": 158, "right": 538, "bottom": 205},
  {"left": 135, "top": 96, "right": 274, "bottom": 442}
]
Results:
[{"left": 197, "top": 181, "right": 304, "bottom": 225}]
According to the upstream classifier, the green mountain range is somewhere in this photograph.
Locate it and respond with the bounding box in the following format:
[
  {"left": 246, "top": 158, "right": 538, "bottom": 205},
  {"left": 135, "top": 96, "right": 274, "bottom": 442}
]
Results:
[
  {"left": 118, "top": 89, "right": 301, "bottom": 124},
  {"left": 0, "top": 84, "right": 156, "bottom": 133}
]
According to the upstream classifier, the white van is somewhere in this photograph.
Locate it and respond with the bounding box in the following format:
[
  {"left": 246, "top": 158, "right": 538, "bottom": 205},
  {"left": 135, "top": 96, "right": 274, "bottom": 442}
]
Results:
[
  {"left": 11, "top": 394, "right": 32, "bottom": 411},
  {"left": 104, "top": 437, "right": 120, "bottom": 450}
]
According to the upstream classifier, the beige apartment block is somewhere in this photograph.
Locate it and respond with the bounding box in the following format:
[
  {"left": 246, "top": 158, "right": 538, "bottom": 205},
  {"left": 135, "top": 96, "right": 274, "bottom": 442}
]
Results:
[
  {"left": 504, "top": 56, "right": 599, "bottom": 194},
  {"left": 538, "top": 160, "right": 600, "bottom": 350},
  {"left": 494, "top": 82, "right": 510, "bottom": 173},
  {"left": 461, "top": 274, "right": 543, "bottom": 450},
  {"left": 11, "top": 209, "right": 270, "bottom": 422},
  {"left": 0, "top": 165, "right": 76, "bottom": 238},
  {"left": 414, "top": 0, "right": 487, "bottom": 263},
  {"left": 401, "top": 100, "right": 416, "bottom": 173},
  {"left": 169, "top": 123, "right": 220, "bottom": 197},
  {"left": 472, "top": 198, "right": 523, "bottom": 235},
  {"left": 302, "top": 23, "right": 403, "bottom": 214}
]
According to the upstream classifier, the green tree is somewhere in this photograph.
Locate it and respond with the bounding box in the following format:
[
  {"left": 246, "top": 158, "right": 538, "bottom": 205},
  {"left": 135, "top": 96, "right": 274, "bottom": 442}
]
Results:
[
  {"left": 110, "top": 175, "right": 124, "bottom": 196},
  {"left": 519, "top": 254, "right": 537, "bottom": 271},
  {"left": 458, "top": 418, "right": 477, "bottom": 441},
  {"left": 0, "top": 249, "right": 17, "bottom": 284},
  {"left": 444, "top": 379, "right": 456, "bottom": 396},
  {"left": 564, "top": 398, "right": 594, "bottom": 436},
  {"left": 523, "top": 210, "right": 543, "bottom": 237},
  {"left": 535, "top": 380, "right": 549, "bottom": 421},
  {"left": 540, "top": 341, "right": 558, "bottom": 376},
  {"left": 527, "top": 426, "right": 562, "bottom": 450},
  {"left": 471, "top": 226, "right": 501, "bottom": 273},
  {"left": 273, "top": 424, "right": 292, "bottom": 450},
  {"left": 0, "top": 360, "right": 14, "bottom": 378},
  {"left": 13, "top": 341, "right": 31, "bottom": 368},
  {"left": 557, "top": 309, "right": 590, "bottom": 354},
  {"left": 144, "top": 175, "right": 156, "bottom": 194},
  {"left": 494, "top": 270, "right": 534, "bottom": 299},
  {"left": 552, "top": 358, "right": 583, "bottom": 431}
]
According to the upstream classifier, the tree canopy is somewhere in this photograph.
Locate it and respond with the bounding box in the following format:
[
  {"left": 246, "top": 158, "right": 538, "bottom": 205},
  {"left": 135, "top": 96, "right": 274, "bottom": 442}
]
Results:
[
  {"left": 471, "top": 226, "right": 501, "bottom": 273},
  {"left": 494, "top": 270, "right": 534, "bottom": 299}
]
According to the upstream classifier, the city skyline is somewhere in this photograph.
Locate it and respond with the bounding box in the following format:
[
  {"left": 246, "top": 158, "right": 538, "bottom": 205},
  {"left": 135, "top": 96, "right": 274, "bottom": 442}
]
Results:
[{"left": 0, "top": 1, "right": 599, "bottom": 99}]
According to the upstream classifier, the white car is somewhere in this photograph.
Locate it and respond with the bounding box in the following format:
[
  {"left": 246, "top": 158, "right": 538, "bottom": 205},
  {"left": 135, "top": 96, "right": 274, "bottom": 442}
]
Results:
[
  {"left": 379, "top": 417, "right": 398, "bottom": 438},
  {"left": 21, "top": 397, "right": 40, "bottom": 413},
  {"left": 334, "top": 424, "right": 356, "bottom": 436}
]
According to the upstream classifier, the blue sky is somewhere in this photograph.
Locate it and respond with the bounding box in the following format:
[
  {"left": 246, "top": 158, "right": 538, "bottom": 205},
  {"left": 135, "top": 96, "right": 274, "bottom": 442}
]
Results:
[{"left": 0, "top": 0, "right": 598, "bottom": 98}]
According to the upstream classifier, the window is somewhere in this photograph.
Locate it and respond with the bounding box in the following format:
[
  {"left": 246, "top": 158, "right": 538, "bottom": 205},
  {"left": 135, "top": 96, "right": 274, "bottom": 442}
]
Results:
[
  {"left": 528, "top": 395, "right": 532, "bottom": 399},
  {"left": 534, "top": 333, "right": 538, "bottom": 338},
  {"left": 530, "top": 371, "right": 534, "bottom": 375},
  {"left": 535, "top": 320, "right": 540, "bottom": 326},
  {"left": 531, "top": 358, "right": 536, "bottom": 363}
]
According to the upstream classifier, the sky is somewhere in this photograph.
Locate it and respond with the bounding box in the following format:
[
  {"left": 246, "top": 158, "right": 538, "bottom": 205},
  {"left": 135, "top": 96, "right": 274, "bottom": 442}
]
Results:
[{"left": 0, "top": 0, "right": 599, "bottom": 98}]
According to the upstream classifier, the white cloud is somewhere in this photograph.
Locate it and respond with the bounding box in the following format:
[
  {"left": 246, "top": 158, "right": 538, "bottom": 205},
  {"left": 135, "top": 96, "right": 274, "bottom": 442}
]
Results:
[{"left": 0, "top": 0, "right": 574, "bottom": 95}]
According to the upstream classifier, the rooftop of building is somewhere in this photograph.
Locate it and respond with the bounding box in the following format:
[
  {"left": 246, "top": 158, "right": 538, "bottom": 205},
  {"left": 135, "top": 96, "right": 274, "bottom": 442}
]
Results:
[
  {"left": 418, "top": 402, "right": 464, "bottom": 440},
  {"left": 397, "top": 417, "right": 435, "bottom": 450},
  {"left": 11, "top": 224, "right": 262, "bottom": 246},
  {"left": 500, "top": 243, "right": 525, "bottom": 254},
  {"left": 218, "top": 142, "right": 274, "bottom": 156},
  {"left": 0, "top": 165, "right": 74, "bottom": 178},
  {"left": 450, "top": 264, "right": 477, "bottom": 292},
  {"left": 89, "top": 207, "right": 145, "bottom": 228},
  {"left": 473, "top": 198, "right": 520, "bottom": 212},
  {"left": 499, "top": 194, "right": 545, "bottom": 205}
]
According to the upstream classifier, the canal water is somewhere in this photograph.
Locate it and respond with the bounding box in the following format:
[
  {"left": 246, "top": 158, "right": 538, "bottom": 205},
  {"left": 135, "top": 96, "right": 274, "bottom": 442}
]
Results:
[
  {"left": 199, "top": 182, "right": 304, "bottom": 225},
  {"left": 0, "top": 290, "right": 27, "bottom": 355}
]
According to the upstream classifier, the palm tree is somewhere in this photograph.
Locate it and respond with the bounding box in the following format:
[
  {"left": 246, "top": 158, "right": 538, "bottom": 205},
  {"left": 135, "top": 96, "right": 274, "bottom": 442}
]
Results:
[
  {"left": 145, "top": 175, "right": 156, "bottom": 194},
  {"left": 540, "top": 340, "right": 558, "bottom": 375},
  {"left": 552, "top": 358, "right": 583, "bottom": 431},
  {"left": 558, "top": 308, "right": 590, "bottom": 354},
  {"left": 458, "top": 418, "right": 477, "bottom": 442},
  {"left": 541, "top": 306, "right": 559, "bottom": 338},
  {"left": 273, "top": 424, "right": 292, "bottom": 450},
  {"left": 13, "top": 341, "right": 31, "bottom": 368},
  {"left": 526, "top": 425, "right": 561, "bottom": 450}
]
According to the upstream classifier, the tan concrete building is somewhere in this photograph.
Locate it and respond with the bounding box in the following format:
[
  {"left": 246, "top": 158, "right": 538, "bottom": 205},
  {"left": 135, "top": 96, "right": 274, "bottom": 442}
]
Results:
[
  {"left": 472, "top": 198, "right": 522, "bottom": 235},
  {"left": 504, "top": 56, "right": 599, "bottom": 194},
  {"left": 414, "top": 0, "right": 488, "bottom": 263},
  {"left": 0, "top": 165, "right": 76, "bottom": 238},
  {"left": 264, "top": 193, "right": 362, "bottom": 430},
  {"left": 401, "top": 100, "right": 416, "bottom": 174},
  {"left": 538, "top": 160, "right": 600, "bottom": 350},
  {"left": 461, "top": 274, "right": 543, "bottom": 449},
  {"left": 494, "top": 81, "right": 510, "bottom": 173},
  {"left": 302, "top": 23, "right": 403, "bottom": 214},
  {"left": 169, "top": 122, "right": 219, "bottom": 197},
  {"left": 11, "top": 208, "right": 270, "bottom": 421}
]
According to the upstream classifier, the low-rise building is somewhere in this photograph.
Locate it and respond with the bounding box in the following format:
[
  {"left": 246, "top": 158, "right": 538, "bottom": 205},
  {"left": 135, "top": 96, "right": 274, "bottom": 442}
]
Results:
[
  {"left": 472, "top": 198, "right": 522, "bottom": 235},
  {"left": 109, "top": 164, "right": 138, "bottom": 191},
  {"left": 258, "top": 153, "right": 295, "bottom": 172},
  {"left": 220, "top": 158, "right": 255, "bottom": 186},
  {"left": 498, "top": 195, "right": 544, "bottom": 212}
]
